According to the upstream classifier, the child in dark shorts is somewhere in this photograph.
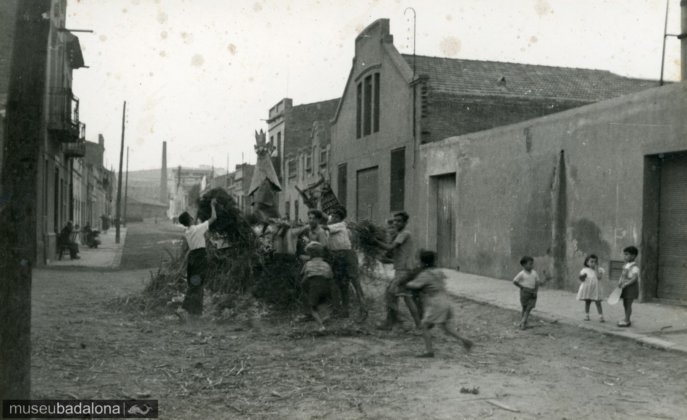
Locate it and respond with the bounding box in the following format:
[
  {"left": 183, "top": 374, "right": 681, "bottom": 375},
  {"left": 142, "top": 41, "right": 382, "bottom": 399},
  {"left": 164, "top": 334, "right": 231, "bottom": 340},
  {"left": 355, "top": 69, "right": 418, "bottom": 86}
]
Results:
[
  {"left": 513, "top": 256, "right": 549, "bottom": 330},
  {"left": 300, "top": 242, "right": 335, "bottom": 331},
  {"left": 617, "top": 246, "right": 640, "bottom": 327}
]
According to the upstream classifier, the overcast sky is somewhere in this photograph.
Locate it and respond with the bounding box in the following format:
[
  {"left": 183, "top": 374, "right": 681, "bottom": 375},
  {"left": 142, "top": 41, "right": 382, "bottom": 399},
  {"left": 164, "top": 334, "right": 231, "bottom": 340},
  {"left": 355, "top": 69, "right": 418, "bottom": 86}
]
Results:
[{"left": 67, "top": 0, "right": 683, "bottom": 171}]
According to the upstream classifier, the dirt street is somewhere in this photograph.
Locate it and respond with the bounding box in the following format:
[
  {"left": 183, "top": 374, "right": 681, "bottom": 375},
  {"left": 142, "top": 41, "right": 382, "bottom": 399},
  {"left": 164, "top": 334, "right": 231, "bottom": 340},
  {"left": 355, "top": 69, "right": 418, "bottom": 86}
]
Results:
[{"left": 30, "top": 222, "right": 687, "bottom": 419}]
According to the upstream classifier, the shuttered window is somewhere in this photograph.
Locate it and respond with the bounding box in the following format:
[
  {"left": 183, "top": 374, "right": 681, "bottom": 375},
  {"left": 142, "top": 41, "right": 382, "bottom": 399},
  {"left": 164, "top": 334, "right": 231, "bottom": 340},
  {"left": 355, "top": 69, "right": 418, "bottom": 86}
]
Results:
[
  {"left": 390, "top": 147, "right": 405, "bottom": 212},
  {"left": 337, "top": 163, "right": 347, "bottom": 209}
]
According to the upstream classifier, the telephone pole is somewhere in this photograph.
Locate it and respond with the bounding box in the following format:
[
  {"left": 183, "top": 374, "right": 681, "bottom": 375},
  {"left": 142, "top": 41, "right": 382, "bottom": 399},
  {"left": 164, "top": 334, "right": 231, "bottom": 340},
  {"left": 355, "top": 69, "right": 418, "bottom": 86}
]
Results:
[
  {"left": 115, "top": 101, "right": 126, "bottom": 243},
  {"left": 0, "top": 0, "right": 51, "bottom": 401},
  {"left": 123, "top": 146, "right": 129, "bottom": 226}
]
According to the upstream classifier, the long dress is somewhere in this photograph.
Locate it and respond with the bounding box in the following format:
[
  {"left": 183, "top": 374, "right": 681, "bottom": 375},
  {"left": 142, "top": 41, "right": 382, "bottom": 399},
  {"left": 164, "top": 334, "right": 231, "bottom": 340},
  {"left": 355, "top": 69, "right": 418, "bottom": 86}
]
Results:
[
  {"left": 406, "top": 269, "right": 453, "bottom": 325},
  {"left": 576, "top": 267, "right": 603, "bottom": 301}
]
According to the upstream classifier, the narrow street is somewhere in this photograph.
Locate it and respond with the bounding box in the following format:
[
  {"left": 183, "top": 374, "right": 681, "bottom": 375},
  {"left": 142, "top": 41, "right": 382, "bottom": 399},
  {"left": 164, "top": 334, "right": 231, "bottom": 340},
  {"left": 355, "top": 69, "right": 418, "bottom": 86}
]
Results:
[{"left": 30, "top": 221, "right": 687, "bottom": 419}]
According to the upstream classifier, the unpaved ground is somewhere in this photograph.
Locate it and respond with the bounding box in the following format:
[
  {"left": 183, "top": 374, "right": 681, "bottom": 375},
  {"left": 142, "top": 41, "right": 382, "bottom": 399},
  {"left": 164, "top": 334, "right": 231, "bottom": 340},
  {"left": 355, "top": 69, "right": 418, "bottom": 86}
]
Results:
[
  {"left": 32, "top": 268, "right": 687, "bottom": 419},
  {"left": 30, "top": 222, "right": 687, "bottom": 419}
]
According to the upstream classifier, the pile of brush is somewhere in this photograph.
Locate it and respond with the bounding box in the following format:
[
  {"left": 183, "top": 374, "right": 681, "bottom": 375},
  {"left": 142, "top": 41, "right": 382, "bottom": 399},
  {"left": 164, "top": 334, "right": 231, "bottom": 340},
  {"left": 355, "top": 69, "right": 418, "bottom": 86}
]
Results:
[{"left": 349, "top": 219, "right": 389, "bottom": 271}]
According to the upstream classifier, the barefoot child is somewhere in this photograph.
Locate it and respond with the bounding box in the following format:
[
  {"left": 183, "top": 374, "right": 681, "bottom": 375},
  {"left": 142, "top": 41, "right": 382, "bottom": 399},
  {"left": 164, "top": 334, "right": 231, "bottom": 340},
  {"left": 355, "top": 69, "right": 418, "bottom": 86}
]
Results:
[
  {"left": 577, "top": 254, "right": 606, "bottom": 322},
  {"left": 406, "top": 250, "right": 473, "bottom": 357},
  {"left": 617, "top": 246, "right": 640, "bottom": 327},
  {"left": 300, "top": 242, "right": 335, "bottom": 331},
  {"left": 513, "top": 256, "right": 548, "bottom": 330}
]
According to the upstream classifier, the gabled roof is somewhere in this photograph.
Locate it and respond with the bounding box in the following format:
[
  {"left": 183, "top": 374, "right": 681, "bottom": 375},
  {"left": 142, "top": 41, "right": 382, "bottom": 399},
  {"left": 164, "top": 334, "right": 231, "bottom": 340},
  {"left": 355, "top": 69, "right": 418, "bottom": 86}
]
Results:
[
  {"left": 402, "top": 55, "right": 658, "bottom": 101},
  {"left": 284, "top": 98, "right": 339, "bottom": 156}
]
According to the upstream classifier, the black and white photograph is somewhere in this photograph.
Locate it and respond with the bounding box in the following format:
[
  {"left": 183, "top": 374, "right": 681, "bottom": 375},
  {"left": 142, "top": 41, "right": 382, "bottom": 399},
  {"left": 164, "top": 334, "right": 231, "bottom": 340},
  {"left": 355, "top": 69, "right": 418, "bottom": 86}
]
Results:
[{"left": 1, "top": 0, "right": 686, "bottom": 418}]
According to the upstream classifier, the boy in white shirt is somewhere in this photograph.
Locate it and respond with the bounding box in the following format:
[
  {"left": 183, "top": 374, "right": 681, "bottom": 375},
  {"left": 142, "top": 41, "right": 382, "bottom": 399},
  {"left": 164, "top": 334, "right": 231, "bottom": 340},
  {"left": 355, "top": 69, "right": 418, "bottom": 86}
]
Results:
[
  {"left": 177, "top": 198, "right": 217, "bottom": 317},
  {"left": 513, "top": 256, "right": 548, "bottom": 330}
]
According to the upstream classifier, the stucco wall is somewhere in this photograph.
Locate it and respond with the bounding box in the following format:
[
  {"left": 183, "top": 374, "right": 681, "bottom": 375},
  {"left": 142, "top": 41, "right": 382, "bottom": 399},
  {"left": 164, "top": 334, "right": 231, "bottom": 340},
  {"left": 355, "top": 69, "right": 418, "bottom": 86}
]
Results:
[
  {"left": 418, "top": 82, "right": 687, "bottom": 297},
  {"left": 330, "top": 21, "right": 415, "bottom": 224}
]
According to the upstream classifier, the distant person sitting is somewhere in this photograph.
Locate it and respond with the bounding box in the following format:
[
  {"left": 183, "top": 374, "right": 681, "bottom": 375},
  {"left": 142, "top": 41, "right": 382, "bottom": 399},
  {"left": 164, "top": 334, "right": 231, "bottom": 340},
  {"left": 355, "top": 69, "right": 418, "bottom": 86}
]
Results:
[{"left": 58, "top": 221, "right": 80, "bottom": 260}]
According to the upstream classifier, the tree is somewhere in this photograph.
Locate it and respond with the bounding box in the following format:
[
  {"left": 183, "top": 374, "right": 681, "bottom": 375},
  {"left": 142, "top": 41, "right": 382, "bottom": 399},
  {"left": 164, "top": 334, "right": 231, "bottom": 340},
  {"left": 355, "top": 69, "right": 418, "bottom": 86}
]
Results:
[{"left": 0, "top": 0, "right": 51, "bottom": 401}]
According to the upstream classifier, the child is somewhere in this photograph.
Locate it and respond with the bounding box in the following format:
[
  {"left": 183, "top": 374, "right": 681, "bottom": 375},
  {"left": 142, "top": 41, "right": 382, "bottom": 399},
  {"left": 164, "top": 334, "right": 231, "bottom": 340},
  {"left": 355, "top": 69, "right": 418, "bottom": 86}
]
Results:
[
  {"left": 177, "top": 198, "right": 217, "bottom": 318},
  {"left": 576, "top": 254, "right": 606, "bottom": 322},
  {"left": 513, "top": 256, "right": 548, "bottom": 330},
  {"left": 406, "top": 250, "right": 473, "bottom": 358},
  {"left": 617, "top": 246, "right": 640, "bottom": 327},
  {"left": 300, "top": 241, "right": 335, "bottom": 331}
]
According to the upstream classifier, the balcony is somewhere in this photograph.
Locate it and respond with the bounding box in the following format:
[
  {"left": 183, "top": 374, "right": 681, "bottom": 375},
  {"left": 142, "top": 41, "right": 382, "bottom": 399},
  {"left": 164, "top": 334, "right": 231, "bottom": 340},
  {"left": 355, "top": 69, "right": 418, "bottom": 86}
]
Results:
[
  {"left": 63, "top": 123, "right": 86, "bottom": 158},
  {"left": 48, "top": 89, "right": 81, "bottom": 143}
]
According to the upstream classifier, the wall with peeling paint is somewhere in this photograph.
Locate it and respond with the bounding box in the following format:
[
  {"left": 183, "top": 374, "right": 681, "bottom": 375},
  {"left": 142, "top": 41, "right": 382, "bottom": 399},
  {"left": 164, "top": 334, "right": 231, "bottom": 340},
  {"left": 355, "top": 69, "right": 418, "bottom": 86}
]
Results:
[{"left": 417, "top": 81, "right": 687, "bottom": 297}]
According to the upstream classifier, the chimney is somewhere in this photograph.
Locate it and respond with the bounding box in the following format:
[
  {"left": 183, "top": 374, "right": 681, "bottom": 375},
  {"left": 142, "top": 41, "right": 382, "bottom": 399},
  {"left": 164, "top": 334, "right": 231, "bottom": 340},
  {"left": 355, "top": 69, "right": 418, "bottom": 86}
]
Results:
[
  {"left": 681, "top": 0, "right": 687, "bottom": 80},
  {"left": 160, "top": 141, "right": 168, "bottom": 204},
  {"left": 98, "top": 133, "right": 105, "bottom": 148}
]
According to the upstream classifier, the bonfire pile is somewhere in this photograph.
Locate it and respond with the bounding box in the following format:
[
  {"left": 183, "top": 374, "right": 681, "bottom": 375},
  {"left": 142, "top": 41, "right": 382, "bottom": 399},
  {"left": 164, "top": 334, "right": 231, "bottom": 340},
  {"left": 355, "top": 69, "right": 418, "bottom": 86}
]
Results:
[{"left": 349, "top": 219, "right": 388, "bottom": 271}]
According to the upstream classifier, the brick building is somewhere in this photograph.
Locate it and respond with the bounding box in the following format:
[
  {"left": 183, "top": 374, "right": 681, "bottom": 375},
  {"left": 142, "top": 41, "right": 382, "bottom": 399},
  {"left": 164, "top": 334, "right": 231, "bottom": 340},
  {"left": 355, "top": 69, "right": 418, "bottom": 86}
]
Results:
[
  {"left": 329, "top": 19, "right": 656, "bottom": 225},
  {"left": 267, "top": 98, "right": 339, "bottom": 221}
]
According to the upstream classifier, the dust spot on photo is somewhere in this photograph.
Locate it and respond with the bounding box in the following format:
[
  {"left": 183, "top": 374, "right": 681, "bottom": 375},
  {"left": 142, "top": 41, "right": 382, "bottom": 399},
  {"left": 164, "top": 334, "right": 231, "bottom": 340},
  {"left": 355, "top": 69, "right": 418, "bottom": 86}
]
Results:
[
  {"left": 159, "top": 50, "right": 167, "bottom": 58},
  {"left": 446, "top": 14, "right": 452, "bottom": 21},
  {"left": 439, "top": 36, "right": 461, "bottom": 57},
  {"left": 534, "top": 0, "right": 551, "bottom": 16},
  {"left": 253, "top": 2, "right": 263, "bottom": 12},
  {"left": 181, "top": 32, "right": 194, "bottom": 44},
  {"left": 529, "top": 35, "right": 538, "bottom": 44},
  {"left": 122, "top": 8, "right": 128, "bottom": 14},
  {"left": 191, "top": 54, "right": 205, "bottom": 67},
  {"left": 227, "top": 43, "right": 237, "bottom": 55},
  {"left": 99, "top": 35, "right": 107, "bottom": 42},
  {"left": 157, "top": 11, "right": 168, "bottom": 24},
  {"left": 160, "top": 31, "right": 168, "bottom": 39},
  {"left": 355, "top": 24, "right": 365, "bottom": 33}
]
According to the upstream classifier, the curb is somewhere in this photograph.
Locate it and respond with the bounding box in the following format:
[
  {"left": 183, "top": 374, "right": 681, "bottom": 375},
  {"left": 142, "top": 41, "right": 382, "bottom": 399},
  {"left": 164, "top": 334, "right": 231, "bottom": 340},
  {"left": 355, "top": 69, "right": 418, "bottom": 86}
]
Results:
[{"left": 448, "top": 290, "right": 687, "bottom": 356}]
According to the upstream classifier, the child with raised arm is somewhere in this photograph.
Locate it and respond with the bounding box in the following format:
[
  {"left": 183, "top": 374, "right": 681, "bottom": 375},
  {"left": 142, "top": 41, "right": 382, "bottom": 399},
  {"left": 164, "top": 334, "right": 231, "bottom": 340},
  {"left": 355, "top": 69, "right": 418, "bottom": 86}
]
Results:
[
  {"left": 177, "top": 198, "right": 217, "bottom": 318},
  {"left": 617, "top": 246, "right": 640, "bottom": 327},
  {"left": 406, "top": 250, "right": 473, "bottom": 357},
  {"left": 513, "top": 256, "right": 548, "bottom": 330},
  {"left": 576, "top": 254, "right": 606, "bottom": 322}
]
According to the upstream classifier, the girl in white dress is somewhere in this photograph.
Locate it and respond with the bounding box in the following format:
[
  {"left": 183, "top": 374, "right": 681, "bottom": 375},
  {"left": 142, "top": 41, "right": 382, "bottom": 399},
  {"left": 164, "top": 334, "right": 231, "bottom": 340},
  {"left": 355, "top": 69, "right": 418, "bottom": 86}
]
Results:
[{"left": 576, "top": 254, "right": 606, "bottom": 322}]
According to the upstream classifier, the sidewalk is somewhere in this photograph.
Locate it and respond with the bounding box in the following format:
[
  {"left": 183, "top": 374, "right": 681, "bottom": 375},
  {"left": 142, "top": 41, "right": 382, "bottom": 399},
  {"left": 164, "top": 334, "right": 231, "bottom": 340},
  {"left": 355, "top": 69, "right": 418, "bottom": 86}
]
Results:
[
  {"left": 47, "top": 227, "right": 127, "bottom": 269},
  {"left": 441, "top": 269, "right": 687, "bottom": 354}
]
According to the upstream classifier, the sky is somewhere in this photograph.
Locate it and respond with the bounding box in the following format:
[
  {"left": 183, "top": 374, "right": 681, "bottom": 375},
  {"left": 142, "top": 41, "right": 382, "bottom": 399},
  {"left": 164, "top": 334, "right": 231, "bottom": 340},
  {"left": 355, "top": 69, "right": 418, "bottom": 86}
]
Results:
[{"left": 66, "top": 0, "right": 683, "bottom": 172}]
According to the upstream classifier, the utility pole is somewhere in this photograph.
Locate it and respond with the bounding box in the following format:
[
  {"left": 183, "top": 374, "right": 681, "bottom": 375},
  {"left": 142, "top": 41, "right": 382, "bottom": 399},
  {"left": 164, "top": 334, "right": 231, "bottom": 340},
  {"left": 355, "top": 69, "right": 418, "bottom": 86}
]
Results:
[
  {"left": 115, "top": 101, "right": 126, "bottom": 243},
  {"left": 0, "top": 0, "right": 51, "bottom": 401},
  {"left": 123, "top": 146, "right": 129, "bottom": 227}
]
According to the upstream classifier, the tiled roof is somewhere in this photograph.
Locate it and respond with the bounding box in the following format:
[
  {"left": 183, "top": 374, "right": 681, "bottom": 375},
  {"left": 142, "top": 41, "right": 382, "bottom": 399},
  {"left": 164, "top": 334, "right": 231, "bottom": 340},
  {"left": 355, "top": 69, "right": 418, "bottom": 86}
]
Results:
[
  {"left": 284, "top": 98, "right": 339, "bottom": 156},
  {"left": 402, "top": 55, "right": 658, "bottom": 101}
]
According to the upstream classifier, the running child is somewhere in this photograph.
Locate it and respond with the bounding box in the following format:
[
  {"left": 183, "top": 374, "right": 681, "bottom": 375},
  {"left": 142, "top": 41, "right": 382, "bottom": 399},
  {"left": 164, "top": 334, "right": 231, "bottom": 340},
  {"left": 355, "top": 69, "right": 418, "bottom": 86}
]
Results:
[
  {"left": 406, "top": 250, "right": 473, "bottom": 358},
  {"left": 577, "top": 254, "right": 606, "bottom": 322}
]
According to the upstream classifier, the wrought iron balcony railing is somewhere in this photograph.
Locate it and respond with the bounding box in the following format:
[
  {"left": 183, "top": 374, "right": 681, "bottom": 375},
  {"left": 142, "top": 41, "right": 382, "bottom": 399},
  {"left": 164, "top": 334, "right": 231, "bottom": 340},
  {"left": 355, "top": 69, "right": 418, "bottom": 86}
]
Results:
[
  {"left": 63, "top": 122, "right": 87, "bottom": 159},
  {"left": 48, "top": 88, "right": 81, "bottom": 143}
]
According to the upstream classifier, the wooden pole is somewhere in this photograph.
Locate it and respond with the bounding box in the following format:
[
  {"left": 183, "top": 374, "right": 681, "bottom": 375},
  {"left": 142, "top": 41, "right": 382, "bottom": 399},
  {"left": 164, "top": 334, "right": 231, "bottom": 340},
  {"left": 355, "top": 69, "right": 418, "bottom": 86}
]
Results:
[
  {"left": 0, "top": 0, "right": 51, "bottom": 401},
  {"left": 123, "top": 146, "right": 129, "bottom": 226},
  {"left": 115, "top": 101, "right": 126, "bottom": 243}
]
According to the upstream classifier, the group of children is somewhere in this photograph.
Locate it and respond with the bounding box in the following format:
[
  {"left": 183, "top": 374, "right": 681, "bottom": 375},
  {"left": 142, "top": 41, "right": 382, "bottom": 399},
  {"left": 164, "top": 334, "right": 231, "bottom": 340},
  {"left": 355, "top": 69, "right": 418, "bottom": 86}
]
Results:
[
  {"left": 176, "top": 202, "right": 642, "bottom": 357},
  {"left": 513, "top": 245, "right": 641, "bottom": 330}
]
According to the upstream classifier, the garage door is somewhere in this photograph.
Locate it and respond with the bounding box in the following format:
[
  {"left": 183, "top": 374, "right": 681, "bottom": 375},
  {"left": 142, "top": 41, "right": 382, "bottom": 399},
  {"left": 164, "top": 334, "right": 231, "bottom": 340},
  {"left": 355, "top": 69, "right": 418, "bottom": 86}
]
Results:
[{"left": 657, "top": 154, "right": 687, "bottom": 301}]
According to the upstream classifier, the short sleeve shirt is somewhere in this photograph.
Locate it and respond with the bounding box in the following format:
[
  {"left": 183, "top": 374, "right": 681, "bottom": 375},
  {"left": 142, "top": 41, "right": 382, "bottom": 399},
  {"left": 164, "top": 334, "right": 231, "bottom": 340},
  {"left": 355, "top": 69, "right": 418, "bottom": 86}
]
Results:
[
  {"left": 621, "top": 262, "right": 640, "bottom": 283},
  {"left": 513, "top": 269, "right": 540, "bottom": 290},
  {"left": 393, "top": 229, "right": 414, "bottom": 270},
  {"left": 185, "top": 221, "right": 209, "bottom": 250},
  {"left": 327, "top": 222, "right": 352, "bottom": 250}
]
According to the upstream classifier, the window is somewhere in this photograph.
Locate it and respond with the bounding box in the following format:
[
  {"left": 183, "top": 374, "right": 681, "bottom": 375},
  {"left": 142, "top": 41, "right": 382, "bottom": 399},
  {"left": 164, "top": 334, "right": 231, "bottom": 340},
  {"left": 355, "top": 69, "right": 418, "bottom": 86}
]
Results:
[
  {"left": 285, "top": 201, "right": 290, "bottom": 220},
  {"left": 356, "top": 72, "right": 381, "bottom": 138},
  {"left": 320, "top": 148, "right": 328, "bottom": 168},
  {"left": 390, "top": 147, "right": 405, "bottom": 212},
  {"left": 277, "top": 132, "right": 281, "bottom": 151},
  {"left": 337, "top": 163, "right": 347, "bottom": 209},
  {"left": 288, "top": 158, "right": 297, "bottom": 179},
  {"left": 305, "top": 150, "right": 313, "bottom": 173},
  {"left": 294, "top": 199, "right": 299, "bottom": 222},
  {"left": 356, "top": 83, "right": 362, "bottom": 139}
]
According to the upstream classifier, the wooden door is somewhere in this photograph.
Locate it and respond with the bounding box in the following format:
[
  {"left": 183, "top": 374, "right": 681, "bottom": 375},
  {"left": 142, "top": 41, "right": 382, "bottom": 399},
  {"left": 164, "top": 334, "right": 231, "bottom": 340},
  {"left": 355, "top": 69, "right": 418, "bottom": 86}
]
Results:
[
  {"left": 436, "top": 174, "right": 456, "bottom": 268},
  {"left": 356, "top": 167, "right": 378, "bottom": 222}
]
